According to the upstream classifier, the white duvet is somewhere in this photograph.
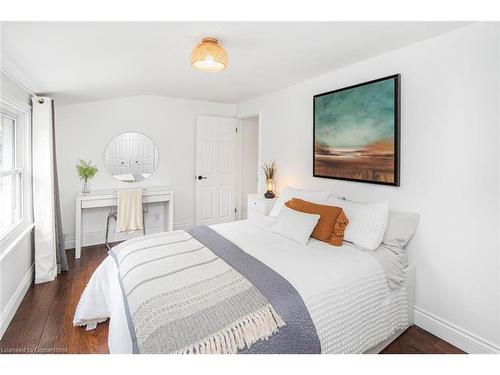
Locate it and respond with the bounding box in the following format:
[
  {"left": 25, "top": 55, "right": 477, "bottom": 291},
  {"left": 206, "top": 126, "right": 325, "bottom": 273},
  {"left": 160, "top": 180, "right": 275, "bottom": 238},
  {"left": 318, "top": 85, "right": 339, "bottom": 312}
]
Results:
[{"left": 74, "top": 217, "right": 409, "bottom": 353}]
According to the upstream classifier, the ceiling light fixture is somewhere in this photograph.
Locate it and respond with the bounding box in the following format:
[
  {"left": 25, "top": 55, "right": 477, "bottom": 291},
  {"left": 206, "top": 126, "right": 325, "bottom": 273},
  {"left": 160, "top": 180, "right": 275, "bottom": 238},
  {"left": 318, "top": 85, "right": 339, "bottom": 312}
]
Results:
[{"left": 190, "top": 37, "right": 228, "bottom": 72}]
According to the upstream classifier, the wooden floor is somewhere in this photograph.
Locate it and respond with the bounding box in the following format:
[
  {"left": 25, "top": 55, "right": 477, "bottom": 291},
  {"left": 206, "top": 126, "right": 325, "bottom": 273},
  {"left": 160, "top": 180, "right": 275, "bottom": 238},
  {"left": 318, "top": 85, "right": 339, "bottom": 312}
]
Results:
[{"left": 0, "top": 243, "right": 464, "bottom": 354}]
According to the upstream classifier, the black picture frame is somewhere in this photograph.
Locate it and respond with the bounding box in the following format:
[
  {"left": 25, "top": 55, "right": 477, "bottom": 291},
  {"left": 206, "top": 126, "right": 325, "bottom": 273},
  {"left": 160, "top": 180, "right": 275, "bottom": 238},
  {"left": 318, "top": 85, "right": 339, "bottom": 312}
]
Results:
[{"left": 313, "top": 74, "right": 401, "bottom": 186}]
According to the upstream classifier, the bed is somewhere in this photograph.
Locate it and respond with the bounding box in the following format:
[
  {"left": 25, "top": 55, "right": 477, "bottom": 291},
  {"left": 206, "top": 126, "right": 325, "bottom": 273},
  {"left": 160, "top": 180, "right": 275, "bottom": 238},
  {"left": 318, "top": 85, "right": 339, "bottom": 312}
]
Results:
[{"left": 74, "top": 216, "right": 414, "bottom": 354}]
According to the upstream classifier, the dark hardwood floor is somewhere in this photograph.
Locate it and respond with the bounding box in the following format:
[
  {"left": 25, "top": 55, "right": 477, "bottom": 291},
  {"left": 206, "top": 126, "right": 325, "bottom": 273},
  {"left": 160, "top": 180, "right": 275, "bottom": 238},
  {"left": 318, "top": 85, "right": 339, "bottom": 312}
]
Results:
[
  {"left": 381, "top": 325, "right": 464, "bottom": 354},
  {"left": 0, "top": 243, "right": 464, "bottom": 354}
]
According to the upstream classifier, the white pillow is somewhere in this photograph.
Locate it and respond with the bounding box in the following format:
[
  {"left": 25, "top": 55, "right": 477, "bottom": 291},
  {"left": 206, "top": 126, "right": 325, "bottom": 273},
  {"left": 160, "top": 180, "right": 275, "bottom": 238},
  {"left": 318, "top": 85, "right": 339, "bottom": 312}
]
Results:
[
  {"left": 328, "top": 197, "right": 389, "bottom": 250},
  {"left": 272, "top": 206, "right": 320, "bottom": 245},
  {"left": 269, "top": 187, "right": 330, "bottom": 217},
  {"left": 383, "top": 211, "right": 420, "bottom": 252}
]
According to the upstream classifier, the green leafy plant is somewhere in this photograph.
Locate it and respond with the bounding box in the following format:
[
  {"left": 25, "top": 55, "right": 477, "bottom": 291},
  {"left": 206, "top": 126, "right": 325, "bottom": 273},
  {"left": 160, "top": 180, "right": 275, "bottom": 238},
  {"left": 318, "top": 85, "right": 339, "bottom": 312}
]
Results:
[
  {"left": 262, "top": 160, "right": 277, "bottom": 180},
  {"left": 76, "top": 159, "right": 98, "bottom": 183}
]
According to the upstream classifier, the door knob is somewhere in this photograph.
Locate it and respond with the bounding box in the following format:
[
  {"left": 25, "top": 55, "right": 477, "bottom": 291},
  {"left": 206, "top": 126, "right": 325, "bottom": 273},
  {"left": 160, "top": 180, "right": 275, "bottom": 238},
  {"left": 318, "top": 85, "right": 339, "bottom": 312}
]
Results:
[{"left": 197, "top": 175, "right": 207, "bottom": 180}]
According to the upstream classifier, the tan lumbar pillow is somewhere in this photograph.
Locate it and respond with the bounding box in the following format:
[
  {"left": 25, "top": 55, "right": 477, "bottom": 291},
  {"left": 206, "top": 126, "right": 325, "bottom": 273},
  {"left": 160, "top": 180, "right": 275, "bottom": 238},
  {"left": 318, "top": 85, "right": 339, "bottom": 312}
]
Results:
[{"left": 285, "top": 198, "right": 349, "bottom": 246}]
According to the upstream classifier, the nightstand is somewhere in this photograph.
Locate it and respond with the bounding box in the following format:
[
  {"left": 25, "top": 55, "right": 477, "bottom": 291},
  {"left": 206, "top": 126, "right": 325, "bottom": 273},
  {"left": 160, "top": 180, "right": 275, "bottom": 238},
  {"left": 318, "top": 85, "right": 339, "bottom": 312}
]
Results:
[{"left": 246, "top": 193, "right": 278, "bottom": 219}]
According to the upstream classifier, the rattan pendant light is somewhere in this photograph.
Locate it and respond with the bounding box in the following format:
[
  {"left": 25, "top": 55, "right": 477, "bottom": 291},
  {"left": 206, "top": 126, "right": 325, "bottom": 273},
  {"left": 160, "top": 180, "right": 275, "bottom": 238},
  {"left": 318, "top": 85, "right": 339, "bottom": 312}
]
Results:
[{"left": 190, "top": 38, "right": 228, "bottom": 72}]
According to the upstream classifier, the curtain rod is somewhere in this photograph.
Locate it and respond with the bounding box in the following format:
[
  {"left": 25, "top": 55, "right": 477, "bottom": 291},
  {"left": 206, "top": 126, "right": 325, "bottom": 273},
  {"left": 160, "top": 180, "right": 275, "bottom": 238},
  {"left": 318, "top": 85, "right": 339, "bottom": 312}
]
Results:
[{"left": 0, "top": 67, "right": 40, "bottom": 99}]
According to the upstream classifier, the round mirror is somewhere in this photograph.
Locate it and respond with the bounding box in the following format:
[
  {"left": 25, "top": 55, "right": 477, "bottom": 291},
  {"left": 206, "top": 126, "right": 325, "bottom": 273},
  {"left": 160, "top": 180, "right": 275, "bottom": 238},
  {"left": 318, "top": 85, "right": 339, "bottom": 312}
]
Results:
[{"left": 104, "top": 132, "right": 159, "bottom": 182}]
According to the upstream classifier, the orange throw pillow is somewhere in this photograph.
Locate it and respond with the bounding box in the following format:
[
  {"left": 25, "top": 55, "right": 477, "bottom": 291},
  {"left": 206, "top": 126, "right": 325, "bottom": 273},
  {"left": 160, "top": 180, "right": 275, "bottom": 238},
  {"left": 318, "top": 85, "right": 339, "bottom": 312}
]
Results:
[{"left": 285, "top": 198, "right": 349, "bottom": 246}]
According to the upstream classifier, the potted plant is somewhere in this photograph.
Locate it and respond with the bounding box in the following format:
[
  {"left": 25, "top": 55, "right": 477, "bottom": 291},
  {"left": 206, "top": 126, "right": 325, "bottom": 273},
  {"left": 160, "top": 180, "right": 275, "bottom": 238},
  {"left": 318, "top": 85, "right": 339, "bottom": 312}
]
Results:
[
  {"left": 262, "top": 161, "right": 277, "bottom": 198},
  {"left": 76, "top": 159, "right": 98, "bottom": 194}
]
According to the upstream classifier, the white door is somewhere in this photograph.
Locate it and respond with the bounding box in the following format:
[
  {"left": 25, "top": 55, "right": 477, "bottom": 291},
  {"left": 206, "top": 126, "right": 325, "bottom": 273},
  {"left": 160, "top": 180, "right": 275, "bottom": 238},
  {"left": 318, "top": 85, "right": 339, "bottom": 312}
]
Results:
[{"left": 196, "top": 115, "right": 237, "bottom": 226}]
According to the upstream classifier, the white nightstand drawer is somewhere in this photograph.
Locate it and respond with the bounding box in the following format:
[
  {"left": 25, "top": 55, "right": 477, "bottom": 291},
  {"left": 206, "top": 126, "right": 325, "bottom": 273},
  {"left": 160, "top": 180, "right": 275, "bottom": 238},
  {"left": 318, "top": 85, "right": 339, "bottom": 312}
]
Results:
[
  {"left": 246, "top": 193, "right": 278, "bottom": 219},
  {"left": 247, "top": 196, "right": 267, "bottom": 213}
]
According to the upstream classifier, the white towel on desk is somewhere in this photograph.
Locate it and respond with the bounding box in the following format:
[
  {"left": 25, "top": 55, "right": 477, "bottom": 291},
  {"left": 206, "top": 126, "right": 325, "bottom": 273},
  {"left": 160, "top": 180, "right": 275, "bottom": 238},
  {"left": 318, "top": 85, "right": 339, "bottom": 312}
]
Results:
[{"left": 117, "top": 190, "right": 143, "bottom": 233}]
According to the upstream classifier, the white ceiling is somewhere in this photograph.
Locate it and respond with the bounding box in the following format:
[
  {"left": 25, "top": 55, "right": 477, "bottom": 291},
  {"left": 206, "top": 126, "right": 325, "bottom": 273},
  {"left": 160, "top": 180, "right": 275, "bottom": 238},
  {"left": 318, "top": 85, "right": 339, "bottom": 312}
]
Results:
[{"left": 1, "top": 22, "right": 469, "bottom": 105}]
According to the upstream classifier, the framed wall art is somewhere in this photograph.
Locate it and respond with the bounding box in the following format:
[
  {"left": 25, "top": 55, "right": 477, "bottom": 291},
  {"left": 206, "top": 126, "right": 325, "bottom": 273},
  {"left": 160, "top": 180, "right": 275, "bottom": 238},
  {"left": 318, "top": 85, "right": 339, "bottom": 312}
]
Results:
[{"left": 313, "top": 74, "right": 400, "bottom": 186}]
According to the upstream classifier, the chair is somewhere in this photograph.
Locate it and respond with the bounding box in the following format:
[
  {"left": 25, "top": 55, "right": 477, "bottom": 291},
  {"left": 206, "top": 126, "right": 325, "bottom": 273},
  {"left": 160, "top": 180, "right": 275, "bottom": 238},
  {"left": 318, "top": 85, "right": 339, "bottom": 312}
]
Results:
[{"left": 105, "top": 196, "right": 149, "bottom": 250}]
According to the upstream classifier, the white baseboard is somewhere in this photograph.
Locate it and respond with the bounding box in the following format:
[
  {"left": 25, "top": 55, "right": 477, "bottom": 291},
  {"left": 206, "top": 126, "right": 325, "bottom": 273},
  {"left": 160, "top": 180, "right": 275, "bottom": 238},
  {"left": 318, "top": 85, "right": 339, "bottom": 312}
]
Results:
[
  {"left": 64, "top": 239, "right": 75, "bottom": 250},
  {"left": 64, "top": 221, "right": 196, "bottom": 250},
  {"left": 65, "top": 226, "right": 162, "bottom": 250},
  {"left": 240, "top": 209, "right": 248, "bottom": 220},
  {"left": 414, "top": 306, "right": 500, "bottom": 354},
  {"left": 173, "top": 220, "right": 196, "bottom": 231},
  {"left": 0, "top": 263, "right": 34, "bottom": 339}
]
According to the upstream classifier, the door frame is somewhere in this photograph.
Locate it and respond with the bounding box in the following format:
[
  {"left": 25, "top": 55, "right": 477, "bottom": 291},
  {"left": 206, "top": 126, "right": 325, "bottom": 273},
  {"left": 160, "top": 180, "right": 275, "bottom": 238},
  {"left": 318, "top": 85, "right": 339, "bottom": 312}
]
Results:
[{"left": 235, "top": 112, "right": 262, "bottom": 220}]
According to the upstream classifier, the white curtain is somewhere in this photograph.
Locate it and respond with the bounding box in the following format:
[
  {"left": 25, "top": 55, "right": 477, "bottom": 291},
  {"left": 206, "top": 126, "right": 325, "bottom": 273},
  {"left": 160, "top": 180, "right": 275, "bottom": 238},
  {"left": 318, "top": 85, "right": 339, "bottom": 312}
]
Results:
[{"left": 32, "top": 96, "right": 67, "bottom": 283}]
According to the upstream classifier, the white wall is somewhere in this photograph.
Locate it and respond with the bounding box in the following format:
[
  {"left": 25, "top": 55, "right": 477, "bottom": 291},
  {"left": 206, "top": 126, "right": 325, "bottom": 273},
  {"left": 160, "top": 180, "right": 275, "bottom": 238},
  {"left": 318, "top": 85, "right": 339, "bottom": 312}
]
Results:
[
  {"left": 0, "top": 72, "right": 34, "bottom": 339},
  {"left": 237, "top": 23, "right": 500, "bottom": 352},
  {"left": 240, "top": 117, "right": 259, "bottom": 218},
  {"left": 55, "top": 96, "right": 235, "bottom": 248}
]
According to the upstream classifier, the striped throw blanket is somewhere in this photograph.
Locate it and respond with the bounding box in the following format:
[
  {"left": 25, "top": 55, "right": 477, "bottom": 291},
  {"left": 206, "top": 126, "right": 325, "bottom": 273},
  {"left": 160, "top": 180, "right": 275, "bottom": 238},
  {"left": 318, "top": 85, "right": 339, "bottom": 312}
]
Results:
[{"left": 109, "top": 230, "right": 285, "bottom": 354}]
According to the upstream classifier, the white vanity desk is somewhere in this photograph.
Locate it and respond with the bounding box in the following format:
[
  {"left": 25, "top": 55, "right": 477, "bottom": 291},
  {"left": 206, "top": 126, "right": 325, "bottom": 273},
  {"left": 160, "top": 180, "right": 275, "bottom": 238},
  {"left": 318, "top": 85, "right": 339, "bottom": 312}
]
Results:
[{"left": 75, "top": 186, "right": 174, "bottom": 259}]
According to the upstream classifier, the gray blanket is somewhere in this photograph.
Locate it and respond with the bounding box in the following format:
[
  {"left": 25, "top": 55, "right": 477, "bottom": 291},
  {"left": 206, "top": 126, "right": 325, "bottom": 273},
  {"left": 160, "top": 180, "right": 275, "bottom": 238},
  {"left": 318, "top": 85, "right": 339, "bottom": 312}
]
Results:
[
  {"left": 110, "top": 229, "right": 286, "bottom": 353},
  {"left": 188, "top": 226, "right": 320, "bottom": 354}
]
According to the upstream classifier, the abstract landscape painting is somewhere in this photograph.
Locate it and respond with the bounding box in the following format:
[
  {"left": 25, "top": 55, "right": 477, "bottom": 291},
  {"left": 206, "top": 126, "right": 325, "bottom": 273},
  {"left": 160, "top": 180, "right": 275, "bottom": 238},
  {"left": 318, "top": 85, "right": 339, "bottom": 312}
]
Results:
[{"left": 313, "top": 75, "right": 400, "bottom": 186}]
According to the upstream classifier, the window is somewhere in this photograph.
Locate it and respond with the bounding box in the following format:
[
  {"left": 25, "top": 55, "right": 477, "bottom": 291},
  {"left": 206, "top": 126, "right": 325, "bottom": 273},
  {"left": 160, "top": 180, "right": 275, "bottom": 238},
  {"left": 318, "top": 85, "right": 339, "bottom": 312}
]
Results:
[{"left": 0, "top": 113, "right": 23, "bottom": 236}]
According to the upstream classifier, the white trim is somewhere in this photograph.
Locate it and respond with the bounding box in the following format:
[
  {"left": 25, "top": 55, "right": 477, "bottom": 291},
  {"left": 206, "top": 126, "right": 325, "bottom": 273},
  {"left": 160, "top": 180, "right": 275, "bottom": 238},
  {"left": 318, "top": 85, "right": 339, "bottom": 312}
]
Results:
[
  {"left": 0, "top": 104, "right": 28, "bottom": 241},
  {"left": 0, "top": 57, "right": 39, "bottom": 96},
  {"left": 65, "top": 226, "right": 164, "bottom": 250},
  {"left": 0, "top": 92, "right": 33, "bottom": 114},
  {"left": 0, "top": 263, "right": 34, "bottom": 339},
  {"left": 1, "top": 96, "right": 32, "bottom": 249},
  {"left": 235, "top": 119, "right": 243, "bottom": 220},
  {"left": 0, "top": 218, "right": 24, "bottom": 244},
  {"left": 0, "top": 168, "right": 22, "bottom": 177},
  {"left": 173, "top": 220, "right": 196, "bottom": 231},
  {"left": 236, "top": 113, "right": 261, "bottom": 215},
  {"left": 0, "top": 223, "right": 35, "bottom": 262},
  {"left": 414, "top": 306, "right": 500, "bottom": 354},
  {"left": 64, "top": 220, "right": 196, "bottom": 249},
  {"left": 63, "top": 238, "right": 75, "bottom": 251}
]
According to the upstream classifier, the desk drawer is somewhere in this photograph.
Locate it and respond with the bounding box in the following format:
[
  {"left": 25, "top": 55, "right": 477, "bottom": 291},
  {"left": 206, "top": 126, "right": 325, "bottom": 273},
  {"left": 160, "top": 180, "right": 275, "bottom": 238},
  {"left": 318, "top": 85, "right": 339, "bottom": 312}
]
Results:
[{"left": 80, "top": 193, "right": 171, "bottom": 208}]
